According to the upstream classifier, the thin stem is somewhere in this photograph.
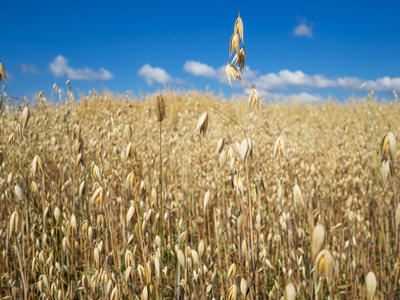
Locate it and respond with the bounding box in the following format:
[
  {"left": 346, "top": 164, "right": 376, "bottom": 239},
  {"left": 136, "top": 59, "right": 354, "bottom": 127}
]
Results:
[
  {"left": 176, "top": 228, "right": 181, "bottom": 300},
  {"left": 159, "top": 120, "right": 164, "bottom": 300},
  {"left": 245, "top": 157, "right": 256, "bottom": 294},
  {"left": 134, "top": 184, "right": 147, "bottom": 271},
  {"left": 206, "top": 105, "right": 246, "bottom": 134},
  {"left": 242, "top": 77, "right": 246, "bottom": 127}
]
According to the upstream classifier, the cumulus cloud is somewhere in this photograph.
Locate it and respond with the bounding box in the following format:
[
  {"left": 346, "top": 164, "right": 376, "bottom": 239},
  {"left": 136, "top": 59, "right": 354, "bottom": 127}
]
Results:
[
  {"left": 254, "top": 70, "right": 400, "bottom": 92},
  {"left": 293, "top": 18, "right": 313, "bottom": 37},
  {"left": 21, "top": 64, "right": 39, "bottom": 74},
  {"left": 138, "top": 64, "right": 174, "bottom": 85},
  {"left": 255, "top": 70, "right": 335, "bottom": 90},
  {"left": 183, "top": 61, "right": 217, "bottom": 78},
  {"left": 49, "top": 55, "right": 113, "bottom": 80},
  {"left": 363, "top": 76, "right": 400, "bottom": 91},
  {"left": 184, "top": 61, "right": 400, "bottom": 93}
]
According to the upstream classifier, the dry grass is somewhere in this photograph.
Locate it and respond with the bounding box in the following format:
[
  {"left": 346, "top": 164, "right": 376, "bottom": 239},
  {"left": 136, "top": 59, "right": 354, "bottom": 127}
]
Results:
[{"left": 0, "top": 89, "right": 399, "bottom": 299}]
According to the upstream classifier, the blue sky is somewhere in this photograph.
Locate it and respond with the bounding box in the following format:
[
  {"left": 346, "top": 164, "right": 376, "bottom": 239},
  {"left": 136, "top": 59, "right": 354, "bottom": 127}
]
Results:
[{"left": 1, "top": 0, "right": 400, "bottom": 102}]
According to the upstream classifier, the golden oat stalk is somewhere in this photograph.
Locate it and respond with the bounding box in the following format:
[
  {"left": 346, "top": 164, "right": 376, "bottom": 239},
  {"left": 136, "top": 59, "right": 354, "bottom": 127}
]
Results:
[
  {"left": 155, "top": 94, "right": 166, "bottom": 123},
  {"left": 155, "top": 94, "right": 165, "bottom": 300}
]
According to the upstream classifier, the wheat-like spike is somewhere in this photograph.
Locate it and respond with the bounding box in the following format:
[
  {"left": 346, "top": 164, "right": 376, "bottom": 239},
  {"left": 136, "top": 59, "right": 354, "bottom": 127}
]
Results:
[{"left": 155, "top": 94, "right": 166, "bottom": 122}]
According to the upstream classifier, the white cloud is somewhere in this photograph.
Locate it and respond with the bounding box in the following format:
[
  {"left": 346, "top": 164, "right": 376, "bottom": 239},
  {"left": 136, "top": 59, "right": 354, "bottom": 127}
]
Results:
[
  {"left": 182, "top": 61, "right": 400, "bottom": 93},
  {"left": 242, "top": 66, "right": 259, "bottom": 80},
  {"left": 254, "top": 70, "right": 400, "bottom": 92},
  {"left": 294, "top": 24, "right": 313, "bottom": 37},
  {"left": 49, "top": 55, "right": 113, "bottom": 80},
  {"left": 293, "top": 18, "right": 313, "bottom": 37},
  {"left": 255, "top": 70, "right": 336, "bottom": 90},
  {"left": 138, "top": 64, "right": 173, "bottom": 85},
  {"left": 183, "top": 61, "right": 217, "bottom": 78},
  {"left": 21, "top": 64, "right": 39, "bottom": 74},
  {"left": 364, "top": 76, "right": 400, "bottom": 91}
]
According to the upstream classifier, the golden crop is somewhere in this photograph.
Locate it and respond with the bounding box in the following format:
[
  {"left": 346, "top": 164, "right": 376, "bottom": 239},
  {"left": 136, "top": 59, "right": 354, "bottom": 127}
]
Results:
[{"left": 0, "top": 89, "right": 399, "bottom": 299}]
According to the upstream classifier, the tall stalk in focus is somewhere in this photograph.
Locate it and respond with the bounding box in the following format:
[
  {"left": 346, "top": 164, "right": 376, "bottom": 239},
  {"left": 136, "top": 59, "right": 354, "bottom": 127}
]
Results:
[{"left": 155, "top": 94, "right": 166, "bottom": 299}]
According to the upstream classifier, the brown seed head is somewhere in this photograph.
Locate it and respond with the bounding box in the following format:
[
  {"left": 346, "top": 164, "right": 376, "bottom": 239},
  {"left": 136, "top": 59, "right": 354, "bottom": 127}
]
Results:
[{"left": 155, "top": 94, "right": 166, "bottom": 122}]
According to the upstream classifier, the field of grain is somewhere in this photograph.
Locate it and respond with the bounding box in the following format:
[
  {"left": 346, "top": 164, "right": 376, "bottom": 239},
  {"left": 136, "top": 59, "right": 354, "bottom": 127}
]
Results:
[{"left": 0, "top": 89, "right": 399, "bottom": 299}]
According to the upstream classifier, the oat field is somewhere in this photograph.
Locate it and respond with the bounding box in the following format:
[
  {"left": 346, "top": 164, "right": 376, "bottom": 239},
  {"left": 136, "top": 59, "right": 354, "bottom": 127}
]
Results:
[
  {"left": 0, "top": 89, "right": 399, "bottom": 299},
  {"left": 1, "top": 12, "right": 400, "bottom": 300}
]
